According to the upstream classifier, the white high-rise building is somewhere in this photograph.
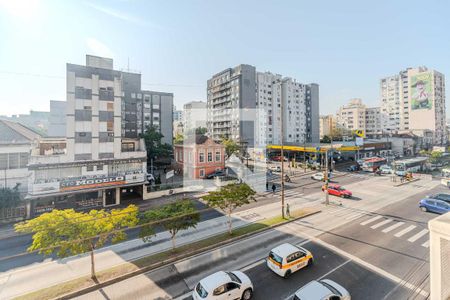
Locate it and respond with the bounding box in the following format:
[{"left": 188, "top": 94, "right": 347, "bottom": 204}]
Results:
[
  {"left": 380, "top": 67, "right": 446, "bottom": 144},
  {"left": 183, "top": 101, "right": 207, "bottom": 134},
  {"left": 336, "top": 98, "right": 381, "bottom": 136}
]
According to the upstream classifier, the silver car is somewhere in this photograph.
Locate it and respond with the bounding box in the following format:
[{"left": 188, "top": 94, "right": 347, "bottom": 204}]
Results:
[{"left": 293, "top": 279, "right": 350, "bottom": 300}]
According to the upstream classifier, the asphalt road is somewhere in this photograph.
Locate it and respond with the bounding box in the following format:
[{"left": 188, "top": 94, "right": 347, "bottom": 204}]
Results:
[{"left": 0, "top": 171, "right": 375, "bottom": 273}]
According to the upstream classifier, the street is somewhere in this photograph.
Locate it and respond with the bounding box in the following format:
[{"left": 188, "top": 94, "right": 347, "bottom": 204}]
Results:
[
  {"left": 67, "top": 174, "right": 440, "bottom": 300},
  {"left": 0, "top": 169, "right": 368, "bottom": 273}
]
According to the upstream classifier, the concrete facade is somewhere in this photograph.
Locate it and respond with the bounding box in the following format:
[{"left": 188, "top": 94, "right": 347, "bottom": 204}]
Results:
[
  {"left": 183, "top": 101, "right": 207, "bottom": 134},
  {"left": 48, "top": 100, "right": 67, "bottom": 137},
  {"left": 429, "top": 212, "right": 450, "bottom": 300}
]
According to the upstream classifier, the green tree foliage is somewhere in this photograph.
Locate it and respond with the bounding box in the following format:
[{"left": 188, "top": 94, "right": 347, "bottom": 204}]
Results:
[
  {"left": 140, "top": 200, "right": 200, "bottom": 250},
  {"left": 430, "top": 151, "right": 443, "bottom": 164},
  {"left": 141, "top": 125, "right": 173, "bottom": 161},
  {"left": 15, "top": 205, "right": 139, "bottom": 279},
  {"left": 0, "top": 184, "right": 22, "bottom": 209},
  {"left": 221, "top": 137, "right": 240, "bottom": 157},
  {"left": 321, "top": 135, "right": 331, "bottom": 143},
  {"left": 202, "top": 183, "right": 256, "bottom": 235},
  {"left": 195, "top": 127, "right": 208, "bottom": 135},
  {"left": 173, "top": 133, "right": 184, "bottom": 144}
]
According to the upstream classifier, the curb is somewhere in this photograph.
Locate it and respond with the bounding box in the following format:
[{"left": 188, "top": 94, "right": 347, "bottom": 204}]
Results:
[{"left": 55, "top": 209, "right": 321, "bottom": 300}]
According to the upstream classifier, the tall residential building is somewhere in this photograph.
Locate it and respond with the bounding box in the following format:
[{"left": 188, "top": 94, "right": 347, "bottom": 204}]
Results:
[
  {"left": 207, "top": 64, "right": 256, "bottom": 145},
  {"left": 207, "top": 64, "right": 319, "bottom": 147},
  {"left": 48, "top": 100, "right": 67, "bottom": 137},
  {"left": 183, "top": 101, "right": 207, "bottom": 134},
  {"left": 365, "top": 107, "right": 382, "bottom": 135},
  {"left": 336, "top": 98, "right": 367, "bottom": 132},
  {"left": 380, "top": 67, "right": 446, "bottom": 144},
  {"left": 26, "top": 55, "right": 148, "bottom": 216},
  {"left": 319, "top": 115, "right": 336, "bottom": 138},
  {"left": 173, "top": 107, "right": 183, "bottom": 122}
]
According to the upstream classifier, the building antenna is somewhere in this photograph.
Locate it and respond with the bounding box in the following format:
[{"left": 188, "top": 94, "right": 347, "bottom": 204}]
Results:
[{"left": 127, "top": 57, "right": 130, "bottom": 72}]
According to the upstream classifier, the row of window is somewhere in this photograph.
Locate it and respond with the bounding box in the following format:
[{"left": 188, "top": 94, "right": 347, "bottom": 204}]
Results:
[{"left": 0, "top": 153, "right": 28, "bottom": 170}]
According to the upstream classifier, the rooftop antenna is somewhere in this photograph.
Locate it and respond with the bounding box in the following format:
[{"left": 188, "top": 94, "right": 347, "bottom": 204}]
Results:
[{"left": 127, "top": 57, "right": 130, "bottom": 72}]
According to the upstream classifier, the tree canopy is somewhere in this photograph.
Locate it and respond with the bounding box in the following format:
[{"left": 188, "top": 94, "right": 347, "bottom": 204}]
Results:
[
  {"left": 140, "top": 199, "right": 200, "bottom": 250},
  {"left": 141, "top": 125, "right": 172, "bottom": 161},
  {"left": 174, "top": 133, "right": 184, "bottom": 145},
  {"left": 221, "top": 137, "right": 240, "bottom": 157},
  {"left": 202, "top": 183, "right": 255, "bottom": 234},
  {"left": 15, "top": 205, "right": 139, "bottom": 279},
  {"left": 0, "top": 184, "right": 22, "bottom": 209}
]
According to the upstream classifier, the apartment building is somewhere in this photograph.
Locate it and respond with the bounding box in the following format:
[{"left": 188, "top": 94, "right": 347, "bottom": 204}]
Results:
[
  {"left": 207, "top": 64, "right": 256, "bottom": 145},
  {"left": 319, "top": 115, "right": 336, "bottom": 138},
  {"left": 365, "top": 107, "right": 382, "bottom": 135},
  {"left": 380, "top": 66, "right": 446, "bottom": 145},
  {"left": 336, "top": 99, "right": 367, "bottom": 132},
  {"left": 183, "top": 101, "right": 207, "bottom": 134},
  {"left": 26, "top": 55, "right": 148, "bottom": 217},
  {"left": 48, "top": 100, "right": 67, "bottom": 137},
  {"left": 207, "top": 65, "right": 319, "bottom": 148}
]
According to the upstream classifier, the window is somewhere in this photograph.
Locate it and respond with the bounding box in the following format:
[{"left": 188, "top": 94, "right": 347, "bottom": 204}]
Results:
[
  {"left": 213, "top": 285, "right": 226, "bottom": 296},
  {"left": 97, "top": 165, "right": 103, "bottom": 171},
  {"left": 215, "top": 151, "right": 221, "bottom": 162},
  {"left": 199, "top": 152, "right": 205, "bottom": 162},
  {"left": 226, "top": 282, "right": 240, "bottom": 291},
  {"left": 208, "top": 152, "right": 212, "bottom": 162},
  {"left": 199, "top": 169, "right": 205, "bottom": 177},
  {"left": 195, "top": 283, "right": 208, "bottom": 298},
  {"left": 121, "top": 142, "right": 135, "bottom": 152},
  {"left": 87, "top": 165, "right": 94, "bottom": 172}
]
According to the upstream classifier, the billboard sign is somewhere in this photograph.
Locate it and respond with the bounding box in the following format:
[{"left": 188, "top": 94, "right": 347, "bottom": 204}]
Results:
[
  {"left": 411, "top": 72, "right": 433, "bottom": 110},
  {"left": 60, "top": 176, "right": 126, "bottom": 192}
]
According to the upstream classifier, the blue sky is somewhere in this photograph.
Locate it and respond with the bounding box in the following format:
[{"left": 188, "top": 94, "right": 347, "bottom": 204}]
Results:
[{"left": 0, "top": 0, "right": 449, "bottom": 116}]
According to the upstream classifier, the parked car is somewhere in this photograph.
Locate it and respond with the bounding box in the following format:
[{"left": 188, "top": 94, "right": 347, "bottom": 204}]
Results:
[
  {"left": 193, "top": 271, "right": 253, "bottom": 300},
  {"left": 268, "top": 165, "right": 281, "bottom": 172},
  {"left": 419, "top": 198, "right": 450, "bottom": 214},
  {"left": 271, "top": 156, "right": 288, "bottom": 162},
  {"left": 311, "top": 172, "right": 325, "bottom": 181},
  {"left": 379, "top": 165, "right": 393, "bottom": 174},
  {"left": 426, "top": 193, "right": 450, "bottom": 204},
  {"left": 322, "top": 183, "right": 352, "bottom": 198},
  {"left": 206, "top": 170, "right": 226, "bottom": 179},
  {"left": 293, "top": 279, "right": 351, "bottom": 300}
]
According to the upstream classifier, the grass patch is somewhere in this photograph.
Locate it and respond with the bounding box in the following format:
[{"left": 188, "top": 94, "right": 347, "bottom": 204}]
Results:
[{"left": 14, "top": 208, "right": 317, "bottom": 300}]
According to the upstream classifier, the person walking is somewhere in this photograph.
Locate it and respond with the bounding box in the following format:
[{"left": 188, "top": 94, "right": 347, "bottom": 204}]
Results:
[
  {"left": 286, "top": 203, "right": 290, "bottom": 218},
  {"left": 266, "top": 181, "right": 269, "bottom": 191},
  {"left": 272, "top": 183, "right": 276, "bottom": 194}
]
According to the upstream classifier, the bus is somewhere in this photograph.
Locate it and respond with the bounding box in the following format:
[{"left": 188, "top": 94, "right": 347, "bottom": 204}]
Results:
[
  {"left": 392, "top": 157, "right": 428, "bottom": 176},
  {"left": 361, "top": 157, "right": 387, "bottom": 172}
]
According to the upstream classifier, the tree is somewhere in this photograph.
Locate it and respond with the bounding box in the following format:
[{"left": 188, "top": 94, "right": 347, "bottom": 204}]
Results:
[
  {"left": 0, "top": 184, "right": 22, "bottom": 209},
  {"left": 430, "top": 151, "right": 443, "bottom": 164},
  {"left": 195, "top": 127, "right": 208, "bottom": 135},
  {"left": 221, "top": 137, "right": 240, "bottom": 157},
  {"left": 140, "top": 200, "right": 199, "bottom": 250},
  {"left": 321, "top": 135, "right": 331, "bottom": 143},
  {"left": 202, "top": 183, "right": 256, "bottom": 235},
  {"left": 140, "top": 125, "right": 173, "bottom": 163},
  {"left": 174, "top": 133, "right": 184, "bottom": 145},
  {"left": 15, "top": 205, "right": 139, "bottom": 279}
]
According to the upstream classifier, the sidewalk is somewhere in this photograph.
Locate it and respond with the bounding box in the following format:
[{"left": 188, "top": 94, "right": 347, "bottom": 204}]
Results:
[{"left": 0, "top": 175, "right": 438, "bottom": 299}]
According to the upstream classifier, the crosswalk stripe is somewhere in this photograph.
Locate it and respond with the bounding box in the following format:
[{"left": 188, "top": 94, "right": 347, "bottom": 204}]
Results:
[
  {"left": 360, "top": 215, "right": 383, "bottom": 226},
  {"left": 345, "top": 213, "right": 364, "bottom": 221},
  {"left": 371, "top": 219, "right": 392, "bottom": 229},
  {"left": 422, "top": 240, "right": 430, "bottom": 248},
  {"left": 382, "top": 222, "right": 405, "bottom": 233},
  {"left": 394, "top": 225, "right": 416, "bottom": 237},
  {"left": 408, "top": 229, "right": 429, "bottom": 243}
]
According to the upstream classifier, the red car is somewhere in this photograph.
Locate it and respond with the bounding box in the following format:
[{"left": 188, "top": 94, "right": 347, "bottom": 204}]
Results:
[{"left": 322, "top": 184, "right": 352, "bottom": 198}]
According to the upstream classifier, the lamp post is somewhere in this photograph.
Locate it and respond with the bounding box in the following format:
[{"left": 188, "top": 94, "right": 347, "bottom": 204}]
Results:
[{"left": 280, "top": 81, "right": 285, "bottom": 219}]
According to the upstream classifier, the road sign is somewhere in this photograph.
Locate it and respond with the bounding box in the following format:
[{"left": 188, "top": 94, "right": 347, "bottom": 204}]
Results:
[
  {"left": 355, "top": 137, "right": 364, "bottom": 146},
  {"left": 354, "top": 129, "right": 365, "bottom": 138}
]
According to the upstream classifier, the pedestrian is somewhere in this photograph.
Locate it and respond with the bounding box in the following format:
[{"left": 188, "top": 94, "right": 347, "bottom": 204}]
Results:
[
  {"left": 266, "top": 181, "right": 269, "bottom": 191},
  {"left": 272, "top": 183, "right": 276, "bottom": 194},
  {"left": 286, "top": 203, "right": 290, "bottom": 218}
]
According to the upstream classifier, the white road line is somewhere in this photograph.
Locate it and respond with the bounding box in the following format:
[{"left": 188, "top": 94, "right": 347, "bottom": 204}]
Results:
[
  {"left": 394, "top": 225, "right": 416, "bottom": 238},
  {"left": 422, "top": 240, "right": 430, "bottom": 248},
  {"left": 370, "top": 219, "right": 392, "bottom": 229},
  {"left": 407, "top": 229, "right": 429, "bottom": 243},
  {"left": 345, "top": 213, "right": 364, "bottom": 221},
  {"left": 240, "top": 259, "right": 265, "bottom": 272},
  {"left": 382, "top": 222, "right": 405, "bottom": 233},
  {"left": 317, "top": 259, "right": 351, "bottom": 280},
  {"left": 360, "top": 215, "right": 383, "bottom": 226}
]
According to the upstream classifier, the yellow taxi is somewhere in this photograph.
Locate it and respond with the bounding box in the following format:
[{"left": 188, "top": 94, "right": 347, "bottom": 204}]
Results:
[{"left": 266, "top": 243, "right": 314, "bottom": 278}]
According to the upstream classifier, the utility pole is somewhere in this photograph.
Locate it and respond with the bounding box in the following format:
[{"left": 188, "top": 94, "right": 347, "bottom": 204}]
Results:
[
  {"left": 280, "top": 81, "right": 285, "bottom": 219},
  {"left": 325, "top": 149, "right": 329, "bottom": 205},
  {"left": 303, "top": 133, "right": 307, "bottom": 173}
]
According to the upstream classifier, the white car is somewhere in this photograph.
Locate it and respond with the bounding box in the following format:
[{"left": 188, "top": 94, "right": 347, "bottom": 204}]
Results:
[
  {"left": 293, "top": 279, "right": 351, "bottom": 300},
  {"left": 269, "top": 165, "right": 281, "bottom": 172},
  {"left": 379, "top": 165, "right": 393, "bottom": 174},
  {"left": 311, "top": 173, "right": 325, "bottom": 181},
  {"left": 193, "top": 271, "right": 254, "bottom": 300}
]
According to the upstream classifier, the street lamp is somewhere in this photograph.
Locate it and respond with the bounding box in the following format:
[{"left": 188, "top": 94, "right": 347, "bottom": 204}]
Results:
[{"left": 280, "top": 80, "right": 285, "bottom": 219}]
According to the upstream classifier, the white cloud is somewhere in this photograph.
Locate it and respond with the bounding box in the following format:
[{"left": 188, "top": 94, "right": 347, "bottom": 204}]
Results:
[
  {"left": 86, "top": 38, "right": 114, "bottom": 58},
  {"left": 84, "top": 2, "right": 160, "bottom": 28}
]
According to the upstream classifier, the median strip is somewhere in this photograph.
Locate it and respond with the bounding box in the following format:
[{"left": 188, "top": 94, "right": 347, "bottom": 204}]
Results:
[{"left": 14, "top": 207, "right": 320, "bottom": 300}]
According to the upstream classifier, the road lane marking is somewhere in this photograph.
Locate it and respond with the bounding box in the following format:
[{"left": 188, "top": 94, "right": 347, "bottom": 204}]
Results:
[
  {"left": 317, "top": 259, "right": 351, "bottom": 280},
  {"left": 345, "top": 213, "right": 364, "bottom": 221},
  {"left": 394, "top": 225, "right": 416, "bottom": 237},
  {"left": 382, "top": 222, "right": 405, "bottom": 233},
  {"left": 297, "top": 233, "right": 429, "bottom": 298},
  {"left": 360, "top": 215, "right": 382, "bottom": 225},
  {"left": 370, "top": 219, "right": 392, "bottom": 229},
  {"left": 421, "top": 240, "right": 430, "bottom": 248},
  {"left": 240, "top": 259, "right": 265, "bottom": 272},
  {"left": 407, "top": 229, "right": 428, "bottom": 243}
]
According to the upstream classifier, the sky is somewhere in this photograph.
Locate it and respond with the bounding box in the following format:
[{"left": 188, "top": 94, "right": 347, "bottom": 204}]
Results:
[{"left": 0, "top": 0, "right": 449, "bottom": 116}]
